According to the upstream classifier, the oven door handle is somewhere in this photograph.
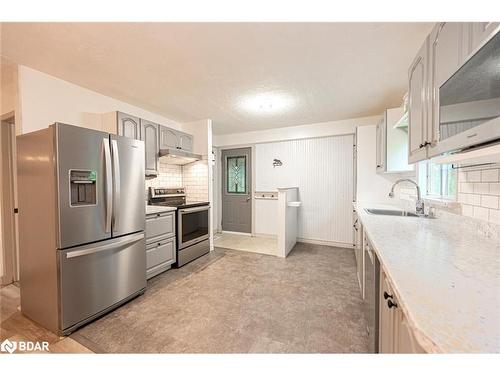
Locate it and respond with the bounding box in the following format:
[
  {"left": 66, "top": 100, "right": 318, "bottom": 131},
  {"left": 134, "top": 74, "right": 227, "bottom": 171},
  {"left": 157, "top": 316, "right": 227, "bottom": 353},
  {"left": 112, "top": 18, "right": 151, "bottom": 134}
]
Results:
[{"left": 179, "top": 206, "right": 210, "bottom": 214}]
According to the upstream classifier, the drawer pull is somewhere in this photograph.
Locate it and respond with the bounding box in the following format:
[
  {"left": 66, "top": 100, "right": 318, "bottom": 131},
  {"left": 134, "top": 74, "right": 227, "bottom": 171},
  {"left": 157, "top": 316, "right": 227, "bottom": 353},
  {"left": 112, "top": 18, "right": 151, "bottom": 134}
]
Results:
[{"left": 387, "top": 299, "right": 398, "bottom": 309}]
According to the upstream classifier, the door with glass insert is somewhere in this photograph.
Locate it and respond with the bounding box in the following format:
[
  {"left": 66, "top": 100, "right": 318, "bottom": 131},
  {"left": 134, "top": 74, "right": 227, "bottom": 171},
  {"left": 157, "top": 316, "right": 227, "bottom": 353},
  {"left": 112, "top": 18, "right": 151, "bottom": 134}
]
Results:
[{"left": 221, "top": 148, "right": 252, "bottom": 233}]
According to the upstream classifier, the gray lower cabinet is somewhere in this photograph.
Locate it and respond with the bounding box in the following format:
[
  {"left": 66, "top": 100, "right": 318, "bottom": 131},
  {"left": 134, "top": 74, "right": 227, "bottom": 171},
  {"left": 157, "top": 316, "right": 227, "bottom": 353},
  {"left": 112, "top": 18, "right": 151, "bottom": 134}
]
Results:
[
  {"left": 145, "top": 211, "right": 176, "bottom": 279},
  {"left": 140, "top": 119, "right": 159, "bottom": 176}
]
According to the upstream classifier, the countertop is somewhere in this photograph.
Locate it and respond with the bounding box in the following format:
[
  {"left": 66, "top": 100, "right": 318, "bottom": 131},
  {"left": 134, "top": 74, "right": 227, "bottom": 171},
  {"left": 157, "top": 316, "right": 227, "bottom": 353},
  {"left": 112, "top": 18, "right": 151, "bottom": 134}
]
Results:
[
  {"left": 146, "top": 205, "right": 177, "bottom": 215},
  {"left": 354, "top": 201, "right": 500, "bottom": 353}
]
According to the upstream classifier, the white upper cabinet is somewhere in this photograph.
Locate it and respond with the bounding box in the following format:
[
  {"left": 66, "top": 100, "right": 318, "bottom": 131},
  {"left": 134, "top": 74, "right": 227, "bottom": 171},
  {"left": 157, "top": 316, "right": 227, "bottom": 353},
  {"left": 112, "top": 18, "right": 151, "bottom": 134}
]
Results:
[
  {"left": 428, "top": 23, "right": 466, "bottom": 152},
  {"left": 469, "top": 22, "right": 500, "bottom": 55},
  {"left": 408, "top": 22, "right": 500, "bottom": 161},
  {"left": 376, "top": 107, "right": 414, "bottom": 173},
  {"left": 408, "top": 37, "right": 430, "bottom": 164},
  {"left": 376, "top": 114, "right": 386, "bottom": 173}
]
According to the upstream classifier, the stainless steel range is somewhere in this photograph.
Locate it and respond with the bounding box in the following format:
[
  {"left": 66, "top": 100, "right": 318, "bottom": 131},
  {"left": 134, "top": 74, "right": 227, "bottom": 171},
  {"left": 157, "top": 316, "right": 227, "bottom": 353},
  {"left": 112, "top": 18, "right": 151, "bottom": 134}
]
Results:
[{"left": 148, "top": 187, "right": 210, "bottom": 267}]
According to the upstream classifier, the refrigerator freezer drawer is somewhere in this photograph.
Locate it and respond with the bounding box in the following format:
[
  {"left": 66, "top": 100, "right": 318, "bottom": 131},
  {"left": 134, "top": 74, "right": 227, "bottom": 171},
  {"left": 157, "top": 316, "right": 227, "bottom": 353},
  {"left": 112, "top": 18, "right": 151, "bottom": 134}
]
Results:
[{"left": 59, "top": 232, "right": 146, "bottom": 333}]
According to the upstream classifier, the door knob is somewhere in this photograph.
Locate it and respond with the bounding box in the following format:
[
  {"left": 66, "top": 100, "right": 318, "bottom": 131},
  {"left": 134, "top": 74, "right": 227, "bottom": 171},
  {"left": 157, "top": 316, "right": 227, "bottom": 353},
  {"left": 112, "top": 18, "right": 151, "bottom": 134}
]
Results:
[{"left": 246, "top": 197, "right": 251, "bottom": 202}]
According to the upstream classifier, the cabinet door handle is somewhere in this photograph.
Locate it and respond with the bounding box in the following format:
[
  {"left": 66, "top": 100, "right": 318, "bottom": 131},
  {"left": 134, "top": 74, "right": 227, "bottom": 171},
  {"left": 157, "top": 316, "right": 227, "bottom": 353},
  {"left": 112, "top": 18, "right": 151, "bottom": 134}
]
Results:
[
  {"left": 383, "top": 291, "right": 393, "bottom": 300},
  {"left": 387, "top": 299, "right": 398, "bottom": 309}
]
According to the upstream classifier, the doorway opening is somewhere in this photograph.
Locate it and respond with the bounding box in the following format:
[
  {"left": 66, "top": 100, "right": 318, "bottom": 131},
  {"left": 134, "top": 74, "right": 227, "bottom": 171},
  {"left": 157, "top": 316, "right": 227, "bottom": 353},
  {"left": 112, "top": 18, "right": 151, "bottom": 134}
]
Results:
[{"left": 1, "top": 112, "right": 18, "bottom": 286}]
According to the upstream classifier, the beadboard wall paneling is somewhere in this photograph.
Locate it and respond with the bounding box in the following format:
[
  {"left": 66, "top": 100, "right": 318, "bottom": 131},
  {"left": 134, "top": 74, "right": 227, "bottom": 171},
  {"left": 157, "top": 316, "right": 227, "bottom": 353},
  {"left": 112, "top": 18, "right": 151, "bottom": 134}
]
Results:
[{"left": 255, "top": 135, "right": 354, "bottom": 245}]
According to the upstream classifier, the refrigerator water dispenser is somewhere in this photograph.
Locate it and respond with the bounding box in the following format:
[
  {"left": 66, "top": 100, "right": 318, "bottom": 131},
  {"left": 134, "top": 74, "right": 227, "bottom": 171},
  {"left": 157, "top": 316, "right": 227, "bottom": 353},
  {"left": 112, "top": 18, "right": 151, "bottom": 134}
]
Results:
[{"left": 70, "top": 170, "right": 97, "bottom": 206}]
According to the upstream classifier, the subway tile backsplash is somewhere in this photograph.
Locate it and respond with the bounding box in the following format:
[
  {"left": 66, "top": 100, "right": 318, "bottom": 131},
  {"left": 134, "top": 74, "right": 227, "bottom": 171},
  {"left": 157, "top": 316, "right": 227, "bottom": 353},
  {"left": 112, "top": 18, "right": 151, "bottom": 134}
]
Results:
[
  {"left": 144, "top": 159, "right": 209, "bottom": 202},
  {"left": 183, "top": 160, "right": 209, "bottom": 202},
  {"left": 458, "top": 166, "right": 500, "bottom": 225}
]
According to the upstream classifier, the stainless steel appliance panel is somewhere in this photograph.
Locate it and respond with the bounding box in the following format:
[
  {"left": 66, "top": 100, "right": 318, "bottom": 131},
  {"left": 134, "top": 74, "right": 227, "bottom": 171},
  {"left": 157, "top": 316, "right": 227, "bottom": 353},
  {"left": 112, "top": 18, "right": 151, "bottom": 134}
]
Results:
[
  {"left": 178, "top": 206, "right": 210, "bottom": 249},
  {"left": 59, "top": 232, "right": 146, "bottom": 331},
  {"left": 364, "top": 242, "right": 380, "bottom": 353},
  {"left": 56, "top": 123, "right": 111, "bottom": 249},
  {"left": 436, "top": 30, "right": 500, "bottom": 153},
  {"left": 110, "top": 134, "right": 145, "bottom": 237},
  {"left": 177, "top": 238, "right": 210, "bottom": 267}
]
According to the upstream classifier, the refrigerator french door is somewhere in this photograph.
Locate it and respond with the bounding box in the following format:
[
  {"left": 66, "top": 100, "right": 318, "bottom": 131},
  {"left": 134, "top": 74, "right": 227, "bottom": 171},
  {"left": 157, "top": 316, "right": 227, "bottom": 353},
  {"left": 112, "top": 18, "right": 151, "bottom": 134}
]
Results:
[
  {"left": 17, "top": 123, "right": 146, "bottom": 335},
  {"left": 56, "top": 125, "right": 145, "bottom": 247}
]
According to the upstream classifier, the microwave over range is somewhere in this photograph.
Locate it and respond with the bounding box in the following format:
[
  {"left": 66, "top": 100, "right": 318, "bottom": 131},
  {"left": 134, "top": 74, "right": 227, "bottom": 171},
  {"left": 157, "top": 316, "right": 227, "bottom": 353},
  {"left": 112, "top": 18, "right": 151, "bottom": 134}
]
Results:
[{"left": 434, "top": 27, "right": 500, "bottom": 155}]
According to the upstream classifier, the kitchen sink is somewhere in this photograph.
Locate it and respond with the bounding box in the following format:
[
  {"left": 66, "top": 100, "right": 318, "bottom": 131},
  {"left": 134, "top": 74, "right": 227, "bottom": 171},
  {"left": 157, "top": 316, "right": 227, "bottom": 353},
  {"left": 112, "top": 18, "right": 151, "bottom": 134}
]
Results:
[{"left": 364, "top": 208, "right": 419, "bottom": 217}]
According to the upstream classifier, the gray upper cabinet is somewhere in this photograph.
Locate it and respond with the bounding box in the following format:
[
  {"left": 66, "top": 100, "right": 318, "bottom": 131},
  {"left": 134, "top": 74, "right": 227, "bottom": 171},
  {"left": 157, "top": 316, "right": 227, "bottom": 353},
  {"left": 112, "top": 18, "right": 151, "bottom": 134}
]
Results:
[
  {"left": 408, "top": 37, "right": 430, "bottom": 164},
  {"left": 159, "top": 125, "right": 194, "bottom": 152},
  {"left": 140, "top": 119, "right": 159, "bottom": 176},
  {"left": 117, "top": 112, "right": 141, "bottom": 140},
  {"left": 178, "top": 132, "right": 193, "bottom": 152},
  {"left": 159, "top": 126, "right": 178, "bottom": 149}
]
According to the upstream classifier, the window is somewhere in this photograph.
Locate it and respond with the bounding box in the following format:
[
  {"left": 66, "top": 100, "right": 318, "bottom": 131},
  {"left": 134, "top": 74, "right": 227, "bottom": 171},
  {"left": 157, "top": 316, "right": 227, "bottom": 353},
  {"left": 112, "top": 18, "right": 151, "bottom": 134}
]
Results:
[
  {"left": 226, "top": 156, "right": 247, "bottom": 194},
  {"left": 418, "top": 162, "right": 457, "bottom": 199}
]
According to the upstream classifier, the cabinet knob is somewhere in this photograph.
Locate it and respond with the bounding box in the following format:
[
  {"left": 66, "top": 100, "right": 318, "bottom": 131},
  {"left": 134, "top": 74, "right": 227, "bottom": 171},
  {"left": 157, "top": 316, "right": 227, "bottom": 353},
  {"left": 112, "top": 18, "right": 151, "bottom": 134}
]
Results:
[
  {"left": 383, "top": 291, "right": 393, "bottom": 300},
  {"left": 387, "top": 299, "right": 398, "bottom": 309}
]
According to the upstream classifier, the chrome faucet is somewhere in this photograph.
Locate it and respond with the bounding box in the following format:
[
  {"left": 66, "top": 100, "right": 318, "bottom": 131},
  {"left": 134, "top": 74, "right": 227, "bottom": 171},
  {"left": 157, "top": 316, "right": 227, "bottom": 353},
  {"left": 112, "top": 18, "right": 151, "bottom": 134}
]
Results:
[{"left": 388, "top": 179, "right": 425, "bottom": 216}]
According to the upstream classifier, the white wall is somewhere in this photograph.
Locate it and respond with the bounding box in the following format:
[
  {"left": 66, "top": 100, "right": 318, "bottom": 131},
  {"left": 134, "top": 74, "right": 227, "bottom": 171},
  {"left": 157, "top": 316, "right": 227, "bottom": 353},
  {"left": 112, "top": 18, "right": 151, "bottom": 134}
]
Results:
[
  {"left": 181, "top": 119, "right": 214, "bottom": 249},
  {"left": 17, "top": 65, "right": 182, "bottom": 134},
  {"left": 356, "top": 125, "right": 403, "bottom": 204},
  {"left": 213, "top": 115, "right": 380, "bottom": 147},
  {"left": 1, "top": 59, "right": 17, "bottom": 116},
  {"left": 254, "top": 135, "right": 354, "bottom": 246}
]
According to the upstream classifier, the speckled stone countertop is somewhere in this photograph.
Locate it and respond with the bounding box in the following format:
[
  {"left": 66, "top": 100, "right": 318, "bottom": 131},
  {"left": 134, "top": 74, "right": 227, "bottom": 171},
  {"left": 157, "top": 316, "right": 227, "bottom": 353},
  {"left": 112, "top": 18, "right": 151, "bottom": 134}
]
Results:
[
  {"left": 146, "top": 205, "right": 177, "bottom": 215},
  {"left": 354, "top": 202, "right": 500, "bottom": 353}
]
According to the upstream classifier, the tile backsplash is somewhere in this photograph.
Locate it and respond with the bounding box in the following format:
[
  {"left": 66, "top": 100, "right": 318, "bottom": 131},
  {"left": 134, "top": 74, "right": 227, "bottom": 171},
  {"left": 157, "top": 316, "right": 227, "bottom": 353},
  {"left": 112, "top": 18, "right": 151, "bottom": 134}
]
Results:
[
  {"left": 183, "top": 160, "right": 209, "bottom": 202},
  {"left": 458, "top": 166, "right": 500, "bottom": 225},
  {"left": 144, "top": 159, "right": 209, "bottom": 202},
  {"left": 144, "top": 161, "right": 183, "bottom": 198}
]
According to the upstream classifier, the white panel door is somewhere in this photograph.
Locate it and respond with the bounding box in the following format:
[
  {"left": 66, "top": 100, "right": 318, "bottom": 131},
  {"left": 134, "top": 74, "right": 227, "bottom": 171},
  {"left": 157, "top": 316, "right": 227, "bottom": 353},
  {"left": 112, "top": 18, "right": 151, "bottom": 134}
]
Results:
[{"left": 255, "top": 135, "right": 354, "bottom": 245}]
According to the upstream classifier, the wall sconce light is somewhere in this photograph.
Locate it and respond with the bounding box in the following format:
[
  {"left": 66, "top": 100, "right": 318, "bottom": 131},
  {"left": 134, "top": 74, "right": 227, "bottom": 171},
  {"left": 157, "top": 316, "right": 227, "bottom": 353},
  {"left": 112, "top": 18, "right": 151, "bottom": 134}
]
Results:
[{"left": 273, "top": 159, "right": 283, "bottom": 168}]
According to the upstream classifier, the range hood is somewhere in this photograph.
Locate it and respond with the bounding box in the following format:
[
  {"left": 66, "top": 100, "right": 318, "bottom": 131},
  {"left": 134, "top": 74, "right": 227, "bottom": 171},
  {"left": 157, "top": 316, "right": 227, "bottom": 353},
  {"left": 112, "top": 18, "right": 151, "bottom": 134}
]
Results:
[{"left": 159, "top": 148, "right": 202, "bottom": 165}]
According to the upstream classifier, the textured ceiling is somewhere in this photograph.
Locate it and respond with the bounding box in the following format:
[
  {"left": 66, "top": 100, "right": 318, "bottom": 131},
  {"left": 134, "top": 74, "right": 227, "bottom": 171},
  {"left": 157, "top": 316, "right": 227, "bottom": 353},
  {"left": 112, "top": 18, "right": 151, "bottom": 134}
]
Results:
[{"left": 0, "top": 22, "right": 434, "bottom": 134}]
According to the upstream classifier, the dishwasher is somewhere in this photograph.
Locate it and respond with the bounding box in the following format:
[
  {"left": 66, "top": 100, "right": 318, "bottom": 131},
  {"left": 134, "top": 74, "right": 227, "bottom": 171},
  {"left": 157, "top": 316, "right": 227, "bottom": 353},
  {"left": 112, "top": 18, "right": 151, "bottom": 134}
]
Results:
[{"left": 364, "top": 239, "right": 380, "bottom": 353}]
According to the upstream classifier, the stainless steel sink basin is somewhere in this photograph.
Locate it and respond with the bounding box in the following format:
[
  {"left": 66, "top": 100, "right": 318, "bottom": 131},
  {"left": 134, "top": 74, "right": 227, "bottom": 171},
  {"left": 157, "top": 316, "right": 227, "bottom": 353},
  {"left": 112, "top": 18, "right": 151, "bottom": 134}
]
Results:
[{"left": 364, "top": 208, "right": 419, "bottom": 217}]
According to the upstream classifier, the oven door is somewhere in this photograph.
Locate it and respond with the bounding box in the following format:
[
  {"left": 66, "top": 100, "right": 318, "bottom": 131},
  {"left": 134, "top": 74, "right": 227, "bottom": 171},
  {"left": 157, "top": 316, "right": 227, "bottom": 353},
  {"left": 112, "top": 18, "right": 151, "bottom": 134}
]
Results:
[{"left": 178, "top": 206, "right": 210, "bottom": 249}]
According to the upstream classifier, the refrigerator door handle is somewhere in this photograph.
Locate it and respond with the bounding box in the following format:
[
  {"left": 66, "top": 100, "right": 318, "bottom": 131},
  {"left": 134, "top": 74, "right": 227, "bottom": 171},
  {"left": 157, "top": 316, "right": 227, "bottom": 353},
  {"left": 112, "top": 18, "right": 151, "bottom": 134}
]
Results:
[
  {"left": 65, "top": 233, "right": 144, "bottom": 259},
  {"left": 111, "top": 139, "right": 121, "bottom": 230},
  {"left": 103, "top": 138, "right": 113, "bottom": 233}
]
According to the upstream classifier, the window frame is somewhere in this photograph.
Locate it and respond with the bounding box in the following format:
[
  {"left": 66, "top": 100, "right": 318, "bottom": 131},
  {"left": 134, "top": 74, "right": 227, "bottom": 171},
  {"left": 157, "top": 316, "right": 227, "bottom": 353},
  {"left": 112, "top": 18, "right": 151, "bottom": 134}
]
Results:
[
  {"left": 419, "top": 161, "right": 457, "bottom": 201},
  {"left": 225, "top": 155, "right": 248, "bottom": 195}
]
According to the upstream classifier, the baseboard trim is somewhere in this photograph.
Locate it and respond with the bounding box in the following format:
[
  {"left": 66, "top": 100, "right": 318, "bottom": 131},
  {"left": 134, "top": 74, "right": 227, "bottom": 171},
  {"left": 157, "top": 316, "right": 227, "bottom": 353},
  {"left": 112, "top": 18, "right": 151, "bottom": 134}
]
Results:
[
  {"left": 253, "top": 233, "right": 278, "bottom": 239},
  {"left": 221, "top": 230, "right": 252, "bottom": 236},
  {"left": 297, "top": 237, "right": 353, "bottom": 249}
]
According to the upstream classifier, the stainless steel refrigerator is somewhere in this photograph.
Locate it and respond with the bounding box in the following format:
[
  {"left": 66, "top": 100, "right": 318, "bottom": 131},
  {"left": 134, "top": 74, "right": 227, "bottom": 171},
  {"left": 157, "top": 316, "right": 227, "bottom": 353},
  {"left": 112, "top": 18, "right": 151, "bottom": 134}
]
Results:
[{"left": 17, "top": 123, "right": 146, "bottom": 335}]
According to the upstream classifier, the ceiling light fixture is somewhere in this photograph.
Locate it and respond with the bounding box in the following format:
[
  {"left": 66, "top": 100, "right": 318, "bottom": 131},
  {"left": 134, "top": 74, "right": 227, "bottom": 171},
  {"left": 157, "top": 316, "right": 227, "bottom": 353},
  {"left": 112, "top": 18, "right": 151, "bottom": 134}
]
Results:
[{"left": 239, "top": 92, "right": 294, "bottom": 115}]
